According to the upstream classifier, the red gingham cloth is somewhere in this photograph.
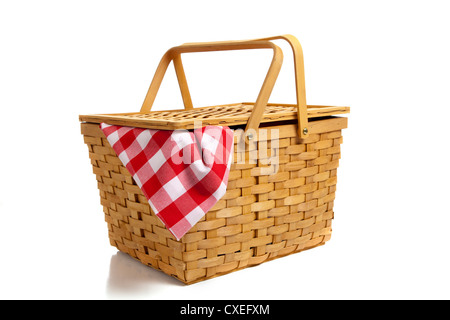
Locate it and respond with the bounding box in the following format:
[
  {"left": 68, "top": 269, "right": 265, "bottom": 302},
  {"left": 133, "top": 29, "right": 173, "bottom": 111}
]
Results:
[{"left": 100, "top": 123, "right": 234, "bottom": 240}]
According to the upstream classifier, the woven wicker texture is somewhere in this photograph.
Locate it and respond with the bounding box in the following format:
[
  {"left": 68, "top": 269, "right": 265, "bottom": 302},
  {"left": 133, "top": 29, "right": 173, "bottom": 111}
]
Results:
[
  {"left": 79, "top": 103, "right": 349, "bottom": 130},
  {"left": 81, "top": 116, "right": 347, "bottom": 284}
]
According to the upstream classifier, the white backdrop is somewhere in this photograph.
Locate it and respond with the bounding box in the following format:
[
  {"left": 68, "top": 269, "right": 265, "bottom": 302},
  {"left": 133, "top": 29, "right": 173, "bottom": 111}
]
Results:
[{"left": 1, "top": 0, "right": 449, "bottom": 300}]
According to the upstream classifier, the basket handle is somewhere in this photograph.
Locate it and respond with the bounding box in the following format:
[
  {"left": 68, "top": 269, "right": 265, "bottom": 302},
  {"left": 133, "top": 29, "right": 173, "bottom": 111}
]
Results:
[
  {"left": 251, "top": 35, "right": 308, "bottom": 139},
  {"left": 140, "top": 40, "right": 284, "bottom": 139},
  {"left": 140, "top": 35, "right": 309, "bottom": 139}
]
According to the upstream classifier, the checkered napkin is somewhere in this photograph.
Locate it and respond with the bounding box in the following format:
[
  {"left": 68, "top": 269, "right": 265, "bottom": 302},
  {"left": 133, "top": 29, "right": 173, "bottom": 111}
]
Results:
[{"left": 100, "top": 123, "right": 234, "bottom": 240}]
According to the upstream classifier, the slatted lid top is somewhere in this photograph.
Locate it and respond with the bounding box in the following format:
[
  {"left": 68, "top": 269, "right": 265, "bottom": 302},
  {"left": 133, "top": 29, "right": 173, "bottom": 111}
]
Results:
[{"left": 79, "top": 103, "right": 349, "bottom": 130}]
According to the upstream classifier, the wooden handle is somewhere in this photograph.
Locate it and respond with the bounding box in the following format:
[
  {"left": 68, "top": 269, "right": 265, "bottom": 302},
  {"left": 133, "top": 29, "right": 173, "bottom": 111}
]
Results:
[
  {"left": 140, "top": 35, "right": 309, "bottom": 139},
  {"left": 253, "top": 35, "right": 308, "bottom": 139},
  {"left": 140, "top": 40, "right": 283, "bottom": 138},
  {"left": 179, "top": 35, "right": 309, "bottom": 139}
]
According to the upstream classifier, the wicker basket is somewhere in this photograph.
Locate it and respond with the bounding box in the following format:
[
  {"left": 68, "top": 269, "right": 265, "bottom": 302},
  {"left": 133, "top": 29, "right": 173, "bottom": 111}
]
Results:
[{"left": 80, "top": 35, "right": 349, "bottom": 284}]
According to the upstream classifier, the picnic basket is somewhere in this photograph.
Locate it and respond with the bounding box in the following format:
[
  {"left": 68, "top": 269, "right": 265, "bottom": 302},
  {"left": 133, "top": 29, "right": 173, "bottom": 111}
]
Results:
[{"left": 79, "top": 35, "right": 349, "bottom": 284}]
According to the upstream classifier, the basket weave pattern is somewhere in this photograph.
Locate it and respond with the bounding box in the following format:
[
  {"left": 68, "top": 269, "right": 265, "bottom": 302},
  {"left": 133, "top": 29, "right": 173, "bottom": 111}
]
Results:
[{"left": 81, "top": 117, "right": 345, "bottom": 284}]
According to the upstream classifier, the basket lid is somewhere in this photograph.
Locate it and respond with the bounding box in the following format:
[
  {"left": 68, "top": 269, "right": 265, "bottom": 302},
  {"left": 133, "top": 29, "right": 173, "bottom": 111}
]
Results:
[{"left": 79, "top": 103, "right": 349, "bottom": 130}]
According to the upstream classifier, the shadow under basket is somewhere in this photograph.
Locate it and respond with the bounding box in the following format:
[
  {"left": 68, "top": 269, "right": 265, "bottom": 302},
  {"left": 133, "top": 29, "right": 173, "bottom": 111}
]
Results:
[{"left": 79, "top": 34, "right": 349, "bottom": 284}]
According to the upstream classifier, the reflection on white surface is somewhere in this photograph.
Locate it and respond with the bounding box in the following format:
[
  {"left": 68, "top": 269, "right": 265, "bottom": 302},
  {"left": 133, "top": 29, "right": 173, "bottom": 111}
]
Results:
[{"left": 106, "top": 251, "right": 183, "bottom": 298}]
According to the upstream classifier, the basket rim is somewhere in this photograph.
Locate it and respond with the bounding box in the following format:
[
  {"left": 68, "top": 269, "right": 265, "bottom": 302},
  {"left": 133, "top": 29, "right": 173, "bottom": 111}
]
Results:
[{"left": 79, "top": 102, "right": 349, "bottom": 130}]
